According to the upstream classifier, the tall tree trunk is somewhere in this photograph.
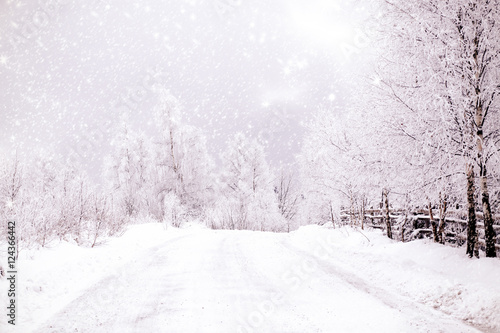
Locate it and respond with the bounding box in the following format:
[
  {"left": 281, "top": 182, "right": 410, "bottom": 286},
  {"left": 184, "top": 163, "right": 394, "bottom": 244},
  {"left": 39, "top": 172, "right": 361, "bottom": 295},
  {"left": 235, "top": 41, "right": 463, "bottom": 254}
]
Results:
[
  {"left": 437, "top": 192, "right": 447, "bottom": 244},
  {"left": 474, "top": 94, "right": 497, "bottom": 257},
  {"left": 329, "top": 202, "right": 335, "bottom": 228},
  {"left": 349, "top": 192, "right": 355, "bottom": 227},
  {"left": 471, "top": 25, "right": 496, "bottom": 257},
  {"left": 360, "top": 197, "right": 365, "bottom": 231},
  {"left": 429, "top": 201, "right": 438, "bottom": 242},
  {"left": 383, "top": 189, "right": 392, "bottom": 239},
  {"left": 466, "top": 164, "right": 479, "bottom": 258},
  {"left": 479, "top": 169, "right": 497, "bottom": 257}
]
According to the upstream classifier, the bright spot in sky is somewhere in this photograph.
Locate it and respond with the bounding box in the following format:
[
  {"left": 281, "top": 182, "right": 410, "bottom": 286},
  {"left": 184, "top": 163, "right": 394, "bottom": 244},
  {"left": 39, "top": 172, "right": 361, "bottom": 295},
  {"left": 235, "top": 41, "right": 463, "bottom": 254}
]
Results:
[
  {"left": 328, "top": 94, "right": 336, "bottom": 101},
  {"left": 0, "top": 55, "right": 7, "bottom": 65},
  {"left": 289, "top": 1, "right": 353, "bottom": 47}
]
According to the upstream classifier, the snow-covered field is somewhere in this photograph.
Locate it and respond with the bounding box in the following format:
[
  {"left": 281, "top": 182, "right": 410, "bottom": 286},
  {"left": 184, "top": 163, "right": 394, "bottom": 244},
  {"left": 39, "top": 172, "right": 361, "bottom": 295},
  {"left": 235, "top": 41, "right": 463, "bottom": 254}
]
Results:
[{"left": 1, "top": 223, "right": 499, "bottom": 333}]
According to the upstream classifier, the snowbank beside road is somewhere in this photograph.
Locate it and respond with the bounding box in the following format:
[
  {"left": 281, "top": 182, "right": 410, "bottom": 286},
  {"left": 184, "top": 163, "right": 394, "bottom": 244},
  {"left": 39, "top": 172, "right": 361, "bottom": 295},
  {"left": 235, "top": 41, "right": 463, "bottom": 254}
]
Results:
[{"left": 288, "top": 225, "right": 500, "bottom": 332}]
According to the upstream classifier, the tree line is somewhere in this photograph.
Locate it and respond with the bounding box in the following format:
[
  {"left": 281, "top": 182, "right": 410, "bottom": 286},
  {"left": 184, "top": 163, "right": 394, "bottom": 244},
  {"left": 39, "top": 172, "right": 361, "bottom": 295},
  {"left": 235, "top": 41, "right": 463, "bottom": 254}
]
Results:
[
  {"left": 0, "top": 88, "right": 302, "bottom": 255},
  {"left": 299, "top": 0, "right": 500, "bottom": 258}
]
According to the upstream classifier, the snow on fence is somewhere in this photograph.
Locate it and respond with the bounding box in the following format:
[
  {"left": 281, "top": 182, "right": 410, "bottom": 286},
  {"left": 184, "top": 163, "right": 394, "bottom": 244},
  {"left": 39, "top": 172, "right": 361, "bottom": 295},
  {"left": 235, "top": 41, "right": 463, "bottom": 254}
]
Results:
[{"left": 339, "top": 209, "right": 500, "bottom": 250}]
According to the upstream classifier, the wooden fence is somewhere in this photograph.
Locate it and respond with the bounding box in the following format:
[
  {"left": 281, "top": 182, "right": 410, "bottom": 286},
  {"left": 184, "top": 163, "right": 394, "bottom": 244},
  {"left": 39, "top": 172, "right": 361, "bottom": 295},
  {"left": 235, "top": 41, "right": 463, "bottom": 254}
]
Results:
[{"left": 340, "top": 209, "right": 500, "bottom": 250}]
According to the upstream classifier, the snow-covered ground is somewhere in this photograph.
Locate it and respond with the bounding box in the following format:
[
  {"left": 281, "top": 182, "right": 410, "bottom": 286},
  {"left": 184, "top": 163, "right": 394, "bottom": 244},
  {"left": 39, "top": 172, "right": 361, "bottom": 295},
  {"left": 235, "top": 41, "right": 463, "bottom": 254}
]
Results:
[{"left": 1, "top": 223, "right": 499, "bottom": 333}]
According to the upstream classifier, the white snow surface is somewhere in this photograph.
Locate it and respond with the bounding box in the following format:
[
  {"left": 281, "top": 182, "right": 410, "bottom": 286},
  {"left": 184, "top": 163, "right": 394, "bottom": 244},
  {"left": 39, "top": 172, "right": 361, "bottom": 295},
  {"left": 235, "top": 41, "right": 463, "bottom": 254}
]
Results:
[{"left": 1, "top": 222, "right": 499, "bottom": 333}]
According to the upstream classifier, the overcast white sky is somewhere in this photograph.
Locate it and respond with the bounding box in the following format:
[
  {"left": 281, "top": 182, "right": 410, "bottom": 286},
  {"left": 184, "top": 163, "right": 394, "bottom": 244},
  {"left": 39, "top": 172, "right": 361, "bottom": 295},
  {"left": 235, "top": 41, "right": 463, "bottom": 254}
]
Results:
[{"left": 0, "top": 0, "right": 373, "bottom": 173}]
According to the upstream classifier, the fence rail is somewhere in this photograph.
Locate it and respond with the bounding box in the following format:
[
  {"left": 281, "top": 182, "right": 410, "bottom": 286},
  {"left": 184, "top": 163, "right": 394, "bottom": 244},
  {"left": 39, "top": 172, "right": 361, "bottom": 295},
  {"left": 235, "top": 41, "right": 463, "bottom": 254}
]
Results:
[{"left": 339, "top": 209, "right": 500, "bottom": 250}]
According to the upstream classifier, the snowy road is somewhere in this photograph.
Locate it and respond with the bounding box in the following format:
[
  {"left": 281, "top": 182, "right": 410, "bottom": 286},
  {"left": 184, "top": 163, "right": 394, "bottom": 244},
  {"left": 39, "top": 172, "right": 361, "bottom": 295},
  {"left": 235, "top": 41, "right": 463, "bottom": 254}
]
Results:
[{"left": 32, "top": 227, "right": 485, "bottom": 333}]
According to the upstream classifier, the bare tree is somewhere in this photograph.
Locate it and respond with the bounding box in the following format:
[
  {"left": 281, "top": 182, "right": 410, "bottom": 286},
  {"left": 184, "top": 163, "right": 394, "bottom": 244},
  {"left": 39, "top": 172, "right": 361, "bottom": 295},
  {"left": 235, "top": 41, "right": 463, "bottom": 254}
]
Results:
[{"left": 275, "top": 171, "right": 300, "bottom": 232}]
